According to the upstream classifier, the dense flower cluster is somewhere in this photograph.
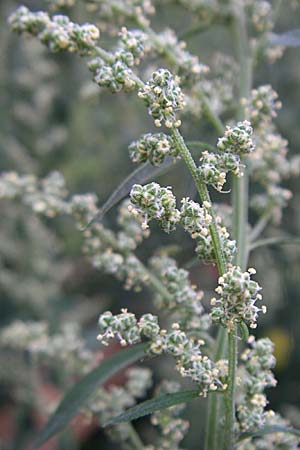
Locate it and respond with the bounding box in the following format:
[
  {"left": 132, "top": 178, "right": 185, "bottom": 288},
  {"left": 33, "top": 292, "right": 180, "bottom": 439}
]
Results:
[
  {"left": 237, "top": 337, "right": 277, "bottom": 432},
  {"left": 71, "top": 195, "right": 150, "bottom": 290},
  {"left": 249, "top": 124, "right": 300, "bottom": 223},
  {"left": 217, "top": 121, "right": 255, "bottom": 155},
  {"left": 185, "top": 53, "right": 238, "bottom": 118},
  {"left": 180, "top": 198, "right": 236, "bottom": 263},
  {"left": 246, "top": 0, "right": 273, "bottom": 34},
  {"left": 199, "top": 151, "right": 244, "bottom": 191},
  {"left": 8, "top": 6, "right": 100, "bottom": 54},
  {"left": 150, "top": 256, "right": 211, "bottom": 333},
  {"left": 180, "top": 198, "right": 212, "bottom": 237},
  {"left": 210, "top": 266, "right": 265, "bottom": 330},
  {"left": 175, "top": 0, "right": 220, "bottom": 24},
  {"left": 149, "top": 381, "right": 189, "bottom": 450},
  {"left": 242, "top": 85, "right": 282, "bottom": 128},
  {"left": 84, "top": 0, "right": 155, "bottom": 32},
  {"left": 138, "top": 69, "right": 185, "bottom": 128},
  {"left": 237, "top": 412, "right": 300, "bottom": 450},
  {"left": 155, "top": 29, "right": 209, "bottom": 86},
  {"left": 0, "top": 171, "right": 68, "bottom": 217},
  {"left": 88, "top": 367, "right": 152, "bottom": 442},
  {"left": 129, "top": 132, "right": 179, "bottom": 165},
  {"left": 97, "top": 310, "right": 225, "bottom": 395},
  {"left": 88, "top": 28, "right": 148, "bottom": 93},
  {"left": 0, "top": 321, "right": 95, "bottom": 376},
  {"left": 129, "top": 182, "right": 180, "bottom": 232}
]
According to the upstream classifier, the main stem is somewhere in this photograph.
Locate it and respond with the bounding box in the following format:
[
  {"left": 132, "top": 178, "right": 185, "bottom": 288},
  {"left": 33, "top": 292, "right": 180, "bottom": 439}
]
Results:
[
  {"left": 171, "top": 127, "right": 227, "bottom": 275},
  {"left": 223, "top": 2, "right": 253, "bottom": 449}
]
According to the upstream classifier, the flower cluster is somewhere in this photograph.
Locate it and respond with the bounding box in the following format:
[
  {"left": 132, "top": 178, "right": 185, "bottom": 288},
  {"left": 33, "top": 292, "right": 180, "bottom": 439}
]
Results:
[
  {"left": 197, "top": 121, "right": 254, "bottom": 192},
  {"left": 242, "top": 85, "right": 282, "bottom": 128},
  {"left": 155, "top": 29, "right": 210, "bottom": 86},
  {"left": 0, "top": 171, "right": 68, "bottom": 218},
  {"left": 237, "top": 411, "right": 300, "bottom": 450},
  {"left": 88, "top": 367, "right": 152, "bottom": 443},
  {"left": 97, "top": 310, "right": 225, "bottom": 395},
  {"left": 185, "top": 53, "right": 238, "bottom": 118},
  {"left": 138, "top": 69, "right": 185, "bottom": 128},
  {"left": 210, "top": 266, "right": 265, "bottom": 330},
  {"left": 150, "top": 381, "right": 189, "bottom": 450},
  {"left": 237, "top": 337, "right": 277, "bottom": 432},
  {"left": 246, "top": 0, "right": 274, "bottom": 34},
  {"left": 150, "top": 255, "right": 211, "bottom": 333},
  {"left": 88, "top": 28, "right": 148, "bottom": 93},
  {"left": 175, "top": 0, "right": 220, "bottom": 24},
  {"left": 70, "top": 195, "right": 149, "bottom": 290},
  {"left": 180, "top": 198, "right": 236, "bottom": 263},
  {"left": 199, "top": 151, "right": 244, "bottom": 191},
  {"left": 8, "top": 6, "right": 100, "bottom": 54},
  {"left": 129, "top": 182, "right": 180, "bottom": 232},
  {"left": 249, "top": 123, "right": 299, "bottom": 223},
  {"left": 217, "top": 121, "right": 255, "bottom": 155},
  {"left": 180, "top": 197, "right": 212, "bottom": 237},
  {"left": 251, "top": 185, "right": 293, "bottom": 224},
  {"left": 129, "top": 132, "right": 179, "bottom": 165},
  {"left": 0, "top": 321, "right": 95, "bottom": 376},
  {"left": 84, "top": 0, "right": 155, "bottom": 32}
]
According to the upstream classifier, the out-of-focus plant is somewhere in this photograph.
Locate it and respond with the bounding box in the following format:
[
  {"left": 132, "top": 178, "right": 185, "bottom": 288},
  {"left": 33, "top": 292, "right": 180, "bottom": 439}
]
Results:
[{"left": 1, "top": 1, "right": 300, "bottom": 449}]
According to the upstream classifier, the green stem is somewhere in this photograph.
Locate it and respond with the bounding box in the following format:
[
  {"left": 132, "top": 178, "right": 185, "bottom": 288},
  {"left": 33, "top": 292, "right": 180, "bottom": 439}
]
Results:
[
  {"left": 223, "top": 330, "right": 238, "bottom": 450},
  {"left": 125, "top": 424, "right": 145, "bottom": 450},
  {"left": 222, "top": 2, "right": 253, "bottom": 449},
  {"left": 196, "top": 89, "right": 225, "bottom": 136},
  {"left": 171, "top": 127, "right": 227, "bottom": 275}
]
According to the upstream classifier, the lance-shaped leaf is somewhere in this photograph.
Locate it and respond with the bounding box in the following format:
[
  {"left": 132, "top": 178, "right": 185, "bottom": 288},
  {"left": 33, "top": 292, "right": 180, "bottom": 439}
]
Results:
[
  {"left": 85, "top": 141, "right": 206, "bottom": 227},
  {"left": 86, "top": 158, "right": 174, "bottom": 227},
  {"left": 104, "top": 388, "right": 200, "bottom": 427},
  {"left": 35, "top": 343, "right": 147, "bottom": 448},
  {"left": 238, "top": 425, "right": 300, "bottom": 442}
]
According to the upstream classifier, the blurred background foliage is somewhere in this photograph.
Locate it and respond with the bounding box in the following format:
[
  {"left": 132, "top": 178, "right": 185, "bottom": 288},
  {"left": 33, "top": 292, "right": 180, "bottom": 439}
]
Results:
[{"left": 0, "top": 1, "right": 299, "bottom": 449}]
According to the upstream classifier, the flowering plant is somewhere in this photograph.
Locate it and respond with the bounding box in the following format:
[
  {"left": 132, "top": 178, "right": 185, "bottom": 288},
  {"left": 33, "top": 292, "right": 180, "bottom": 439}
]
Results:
[{"left": 1, "top": 1, "right": 300, "bottom": 450}]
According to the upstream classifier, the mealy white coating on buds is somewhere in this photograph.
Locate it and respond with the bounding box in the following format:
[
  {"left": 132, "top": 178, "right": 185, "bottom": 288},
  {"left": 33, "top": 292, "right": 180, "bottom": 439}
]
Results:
[
  {"left": 217, "top": 121, "right": 255, "bottom": 155},
  {"left": 0, "top": 321, "right": 95, "bottom": 376},
  {"left": 97, "top": 309, "right": 225, "bottom": 395},
  {"left": 8, "top": 6, "right": 100, "bottom": 54},
  {"left": 242, "top": 85, "right": 282, "bottom": 128},
  {"left": 150, "top": 255, "right": 211, "bottom": 333},
  {"left": 138, "top": 69, "right": 185, "bottom": 128},
  {"left": 129, "top": 133, "right": 179, "bottom": 165},
  {"left": 88, "top": 367, "right": 152, "bottom": 443},
  {"left": 210, "top": 266, "right": 265, "bottom": 331},
  {"left": 150, "top": 381, "right": 189, "bottom": 450},
  {"left": 237, "top": 337, "right": 277, "bottom": 432},
  {"left": 0, "top": 171, "right": 68, "bottom": 217},
  {"left": 129, "top": 182, "right": 180, "bottom": 233},
  {"left": 84, "top": 0, "right": 155, "bottom": 33},
  {"left": 180, "top": 198, "right": 236, "bottom": 264},
  {"left": 155, "top": 28, "right": 210, "bottom": 86},
  {"left": 88, "top": 28, "right": 148, "bottom": 93},
  {"left": 198, "top": 151, "right": 244, "bottom": 192}
]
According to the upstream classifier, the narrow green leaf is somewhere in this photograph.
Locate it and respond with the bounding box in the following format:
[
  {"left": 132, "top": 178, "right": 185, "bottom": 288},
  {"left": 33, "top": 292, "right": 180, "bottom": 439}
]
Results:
[
  {"left": 104, "top": 388, "right": 199, "bottom": 426},
  {"left": 270, "top": 29, "right": 300, "bottom": 47},
  {"left": 238, "top": 425, "right": 300, "bottom": 442},
  {"left": 85, "top": 158, "right": 174, "bottom": 227},
  {"left": 35, "top": 343, "right": 147, "bottom": 448}
]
